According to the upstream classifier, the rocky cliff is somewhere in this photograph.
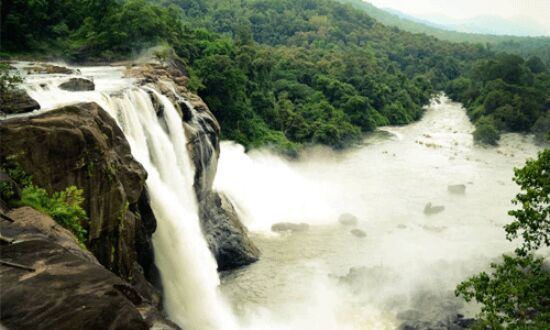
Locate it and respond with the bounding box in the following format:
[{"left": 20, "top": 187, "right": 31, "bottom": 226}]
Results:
[{"left": 0, "top": 61, "right": 259, "bottom": 328}]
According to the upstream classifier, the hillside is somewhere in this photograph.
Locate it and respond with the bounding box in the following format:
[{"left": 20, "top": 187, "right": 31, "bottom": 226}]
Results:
[{"left": 338, "top": 0, "right": 550, "bottom": 63}]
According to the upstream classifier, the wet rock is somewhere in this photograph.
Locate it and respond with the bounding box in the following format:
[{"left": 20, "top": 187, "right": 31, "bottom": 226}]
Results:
[
  {"left": 0, "top": 89, "right": 40, "bottom": 114},
  {"left": 448, "top": 184, "right": 466, "bottom": 194},
  {"left": 59, "top": 78, "right": 95, "bottom": 91},
  {"left": 338, "top": 213, "right": 359, "bottom": 226},
  {"left": 350, "top": 229, "right": 367, "bottom": 238},
  {"left": 200, "top": 191, "right": 260, "bottom": 271},
  {"left": 424, "top": 203, "right": 445, "bottom": 215},
  {"left": 25, "top": 64, "right": 74, "bottom": 75},
  {"left": 271, "top": 222, "right": 310, "bottom": 233},
  {"left": 0, "top": 103, "right": 156, "bottom": 281},
  {"left": 0, "top": 206, "right": 180, "bottom": 330}
]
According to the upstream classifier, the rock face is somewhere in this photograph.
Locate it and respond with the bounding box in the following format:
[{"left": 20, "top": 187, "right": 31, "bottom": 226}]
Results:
[
  {"left": 0, "top": 89, "right": 40, "bottom": 115},
  {"left": 0, "top": 103, "right": 158, "bottom": 283},
  {"left": 128, "top": 62, "right": 260, "bottom": 270},
  {"left": 59, "top": 77, "right": 95, "bottom": 91},
  {"left": 200, "top": 192, "right": 260, "bottom": 270},
  {"left": 0, "top": 207, "right": 178, "bottom": 330}
]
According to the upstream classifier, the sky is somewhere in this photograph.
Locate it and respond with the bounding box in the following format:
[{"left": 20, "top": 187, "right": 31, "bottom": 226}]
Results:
[{"left": 367, "top": 0, "right": 550, "bottom": 35}]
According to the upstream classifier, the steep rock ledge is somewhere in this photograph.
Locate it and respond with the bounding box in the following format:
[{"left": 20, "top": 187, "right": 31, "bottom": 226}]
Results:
[
  {"left": 0, "top": 103, "right": 158, "bottom": 284},
  {"left": 0, "top": 207, "right": 178, "bottom": 330}
]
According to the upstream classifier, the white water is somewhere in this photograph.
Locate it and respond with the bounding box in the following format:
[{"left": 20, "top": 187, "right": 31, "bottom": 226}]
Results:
[
  {"left": 12, "top": 64, "right": 237, "bottom": 330},
  {"left": 216, "top": 96, "right": 544, "bottom": 329}
]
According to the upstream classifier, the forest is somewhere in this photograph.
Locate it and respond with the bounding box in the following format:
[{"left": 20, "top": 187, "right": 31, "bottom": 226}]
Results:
[{"left": 3, "top": 0, "right": 547, "bottom": 152}]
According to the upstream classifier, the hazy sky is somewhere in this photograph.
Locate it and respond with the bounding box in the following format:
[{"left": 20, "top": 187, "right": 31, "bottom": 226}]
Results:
[{"left": 367, "top": 0, "right": 550, "bottom": 34}]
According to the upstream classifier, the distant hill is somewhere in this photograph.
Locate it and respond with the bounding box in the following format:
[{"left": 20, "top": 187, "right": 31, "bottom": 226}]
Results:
[
  {"left": 337, "top": 0, "right": 550, "bottom": 63},
  {"left": 420, "top": 14, "right": 549, "bottom": 37}
]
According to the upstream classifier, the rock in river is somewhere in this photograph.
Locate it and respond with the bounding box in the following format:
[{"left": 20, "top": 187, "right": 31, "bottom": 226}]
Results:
[
  {"left": 0, "top": 89, "right": 40, "bottom": 115},
  {"left": 59, "top": 78, "right": 95, "bottom": 91},
  {"left": 350, "top": 229, "right": 367, "bottom": 238},
  {"left": 338, "top": 213, "right": 358, "bottom": 226},
  {"left": 448, "top": 184, "right": 466, "bottom": 194},
  {"left": 271, "top": 222, "right": 310, "bottom": 233},
  {"left": 424, "top": 202, "right": 445, "bottom": 215}
]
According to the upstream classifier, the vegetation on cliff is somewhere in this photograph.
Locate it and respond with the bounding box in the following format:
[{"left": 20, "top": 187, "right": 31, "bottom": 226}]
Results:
[
  {"left": 0, "top": 156, "right": 88, "bottom": 245},
  {"left": 456, "top": 148, "right": 550, "bottom": 328}
]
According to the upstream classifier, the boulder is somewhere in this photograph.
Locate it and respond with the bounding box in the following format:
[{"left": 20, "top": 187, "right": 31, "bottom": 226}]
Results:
[
  {"left": 338, "top": 213, "right": 359, "bottom": 226},
  {"left": 350, "top": 229, "right": 367, "bottom": 238},
  {"left": 0, "top": 89, "right": 40, "bottom": 114},
  {"left": 0, "top": 207, "right": 179, "bottom": 330},
  {"left": 271, "top": 222, "right": 310, "bottom": 233},
  {"left": 424, "top": 203, "right": 445, "bottom": 215},
  {"left": 59, "top": 78, "right": 95, "bottom": 91},
  {"left": 448, "top": 184, "right": 466, "bottom": 194},
  {"left": 0, "top": 103, "right": 157, "bottom": 282},
  {"left": 199, "top": 191, "right": 260, "bottom": 271}
]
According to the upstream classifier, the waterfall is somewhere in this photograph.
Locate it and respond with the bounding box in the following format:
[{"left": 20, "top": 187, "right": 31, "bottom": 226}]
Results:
[{"left": 16, "top": 65, "right": 237, "bottom": 329}]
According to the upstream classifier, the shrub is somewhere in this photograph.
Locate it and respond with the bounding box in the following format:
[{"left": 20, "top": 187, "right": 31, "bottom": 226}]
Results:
[
  {"left": 15, "top": 185, "right": 88, "bottom": 245},
  {"left": 474, "top": 116, "right": 500, "bottom": 145}
]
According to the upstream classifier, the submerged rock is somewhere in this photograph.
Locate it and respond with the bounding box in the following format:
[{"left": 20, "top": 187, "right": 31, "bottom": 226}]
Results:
[
  {"left": 200, "top": 191, "right": 260, "bottom": 271},
  {"left": 424, "top": 203, "right": 445, "bottom": 215},
  {"left": 448, "top": 184, "right": 466, "bottom": 195},
  {"left": 271, "top": 222, "right": 310, "bottom": 233},
  {"left": 338, "top": 213, "right": 359, "bottom": 226},
  {"left": 350, "top": 228, "right": 367, "bottom": 238},
  {"left": 59, "top": 77, "right": 95, "bottom": 91},
  {"left": 0, "top": 89, "right": 40, "bottom": 114}
]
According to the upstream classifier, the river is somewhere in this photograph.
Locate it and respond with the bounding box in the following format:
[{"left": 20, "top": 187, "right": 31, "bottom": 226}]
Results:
[{"left": 215, "top": 95, "right": 542, "bottom": 329}]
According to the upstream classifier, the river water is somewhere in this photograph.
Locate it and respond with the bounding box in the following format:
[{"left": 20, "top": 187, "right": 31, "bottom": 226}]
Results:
[{"left": 215, "top": 96, "right": 543, "bottom": 329}]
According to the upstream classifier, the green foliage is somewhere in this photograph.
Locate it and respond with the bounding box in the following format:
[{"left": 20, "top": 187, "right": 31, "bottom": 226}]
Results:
[
  {"left": 456, "top": 254, "right": 550, "bottom": 329},
  {"left": 505, "top": 150, "right": 550, "bottom": 255},
  {"left": 1, "top": 154, "right": 88, "bottom": 246},
  {"left": 474, "top": 117, "right": 500, "bottom": 145},
  {"left": 0, "top": 63, "right": 22, "bottom": 90},
  {"left": 15, "top": 186, "right": 88, "bottom": 245},
  {"left": 447, "top": 53, "right": 550, "bottom": 140},
  {"left": 456, "top": 150, "right": 550, "bottom": 329}
]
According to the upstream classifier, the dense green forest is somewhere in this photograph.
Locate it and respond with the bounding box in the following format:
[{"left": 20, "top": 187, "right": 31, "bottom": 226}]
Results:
[{"left": 1, "top": 0, "right": 549, "bottom": 151}]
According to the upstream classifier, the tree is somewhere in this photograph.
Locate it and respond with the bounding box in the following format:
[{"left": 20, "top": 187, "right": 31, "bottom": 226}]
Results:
[
  {"left": 505, "top": 149, "right": 550, "bottom": 255},
  {"left": 456, "top": 148, "right": 550, "bottom": 329},
  {"left": 473, "top": 116, "right": 500, "bottom": 145}
]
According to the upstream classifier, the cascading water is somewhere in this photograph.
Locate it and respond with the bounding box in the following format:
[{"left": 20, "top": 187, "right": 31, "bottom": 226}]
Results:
[{"left": 13, "top": 63, "right": 237, "bottom": 330}]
